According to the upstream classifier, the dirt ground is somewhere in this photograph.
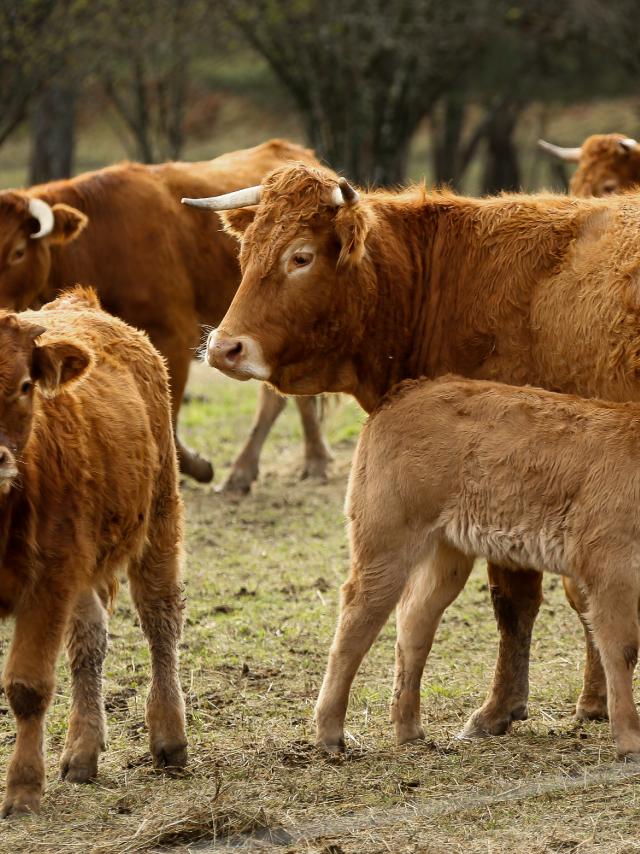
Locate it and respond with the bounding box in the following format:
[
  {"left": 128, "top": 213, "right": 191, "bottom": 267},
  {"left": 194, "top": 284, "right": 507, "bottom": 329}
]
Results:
[{"left": 0, "top": 364, "right": 639, "bottom": 853}]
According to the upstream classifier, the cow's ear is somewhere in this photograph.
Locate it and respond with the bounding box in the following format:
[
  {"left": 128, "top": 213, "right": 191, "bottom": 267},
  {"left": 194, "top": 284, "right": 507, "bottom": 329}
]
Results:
[
  {"left": 32, "top": 340, "right": 92, "bottom": 397},
  {"left": 334, "top": 204, "right": 376, "bottom": 267},
  {"left": 219, "top": 208, "right": 256, "bottom": 241},
  {"left": 47, "top": 204, "right": 88, "bottom": 245}
]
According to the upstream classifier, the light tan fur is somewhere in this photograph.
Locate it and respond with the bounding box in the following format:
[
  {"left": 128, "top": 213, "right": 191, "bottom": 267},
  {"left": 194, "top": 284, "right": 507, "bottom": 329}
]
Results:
[{"left": 316, "top": 377, "right": 640, "bottom": 760}]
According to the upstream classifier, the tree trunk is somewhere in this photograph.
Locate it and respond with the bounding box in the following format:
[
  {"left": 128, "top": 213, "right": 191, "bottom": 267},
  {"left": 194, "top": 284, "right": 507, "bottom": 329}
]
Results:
[
  {"left": 432, "top": 95, "right": 466, "bottom": 188},
  {"left": 481, "top": 104, "right": 521, "bottom": 195},
  {"left": 29, "top": 79, "right": 77, "bottom": 184}
]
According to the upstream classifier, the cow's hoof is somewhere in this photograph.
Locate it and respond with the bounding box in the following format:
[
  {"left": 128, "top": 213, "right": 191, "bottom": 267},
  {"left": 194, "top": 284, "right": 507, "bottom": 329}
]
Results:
[
  {"left": 220, "top": 471, "right": 254, "bottom": 495},
  {"left": 60, "top": 751, "right": 99, "bottom": 783},
  {"left": 151, "top": 739, "right": 188, "bottom": 770},
  {"left": 458, "top": 705, "right": 524, "bottom": 739},
  {"left": 1, "top": 786, "right": 41, "bottom": 818},
  {"left": 575, "top": 695, "right": 608, "bottom": 721},
  {"left": 301, "top": 457, "right": 331, "bottom": 481},
  {"left": 178, "top": 450, "right": 214, "bottom": 484}
]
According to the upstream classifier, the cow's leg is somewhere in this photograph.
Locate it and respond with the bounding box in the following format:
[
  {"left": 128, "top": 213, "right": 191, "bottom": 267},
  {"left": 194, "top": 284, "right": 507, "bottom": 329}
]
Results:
[
  {"left": 166, "top": 342, "right": 213, "bottom": 484},
  {"left": 128, "top": 486, "right": 187, "bottom": 769},
  {"left": 222, "top": 383, "right": 287, "bottom": 493},
  {"left": 391, "top": 543, "right": 474, "bottom": 745},
  {"left": 59, "top": 587, "right": 108, "bottom": 783},
  {"left": 460, "top": 564, "right": 542, "bottom": 737},
  {"left": 563, "top": 576, "right": 608, "bottom": 720},
  {"left": 296, "top": 396, "right": 332, "bottom": 481},
  {"left": 586, "top": 579, "right": 640, "bottom": 759},
  {"left": 2, "top": 591, "right": 70, "bottom": 817},
  {"left": 315, "top": 554, "right": 408, "bottom": 753}
]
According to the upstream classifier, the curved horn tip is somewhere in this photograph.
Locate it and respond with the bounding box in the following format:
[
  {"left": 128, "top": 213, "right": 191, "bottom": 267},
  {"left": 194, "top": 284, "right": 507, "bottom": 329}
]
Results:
[
  {"left": 619, "top": 138, "right": 638, "bottom": 152},
  {"left": 28, "top": 197, "right": 54, "bottom": 239},
  {"left": 537, "top": 139, "right": 582, "bottom": 162},
  {"left": 332, "top": 177, "right": 359, "bottom": 205}
]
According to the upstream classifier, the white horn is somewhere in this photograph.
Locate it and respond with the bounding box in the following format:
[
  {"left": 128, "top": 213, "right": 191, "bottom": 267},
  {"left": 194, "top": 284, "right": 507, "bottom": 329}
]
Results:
[
  {"left": 330, "top": 177, "right": 360, "bottom": 206},
  {"left": 619, "top": 138, "right": 638, "bottom": 152},
  {"left": 28, "top": 198, "right": 54, "bottom": 239},
  {"left": 537, "top": 139, "right": 582, "bottom": 162},
  {"left": 181, "top": 185, "right": 262, "bottom": 211}
]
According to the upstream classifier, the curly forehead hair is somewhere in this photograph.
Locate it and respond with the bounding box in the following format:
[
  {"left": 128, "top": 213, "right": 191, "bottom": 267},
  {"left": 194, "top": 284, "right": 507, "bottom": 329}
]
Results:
[{"left": 245, "top": 164, "right": 339, "bottom": 269}]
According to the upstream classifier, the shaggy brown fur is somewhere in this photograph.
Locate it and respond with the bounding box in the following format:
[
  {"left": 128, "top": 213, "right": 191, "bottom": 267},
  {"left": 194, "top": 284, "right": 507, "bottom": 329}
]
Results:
[
  {"left": 0, "top": 288, "right": 186, "bottom": 818},
  {"left": 0, "top": 140, "right": 331, "bottom": 490},
  {"left": 206, "top": 163, "right": 640, "bottom": 739},
  {"left": 316, "top": 375, "right": 640, "bottom": 760}
]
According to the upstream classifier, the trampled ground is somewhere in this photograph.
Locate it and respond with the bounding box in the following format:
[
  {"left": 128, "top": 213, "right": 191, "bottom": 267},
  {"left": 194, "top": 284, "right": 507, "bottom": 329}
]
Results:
[{"left": 0, "top": 365, "right": 639, "bottom": 853}]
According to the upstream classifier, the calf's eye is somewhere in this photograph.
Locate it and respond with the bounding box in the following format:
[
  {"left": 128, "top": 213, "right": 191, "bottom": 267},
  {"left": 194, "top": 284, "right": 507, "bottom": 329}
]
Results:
[{"left": 20, "top": 381, "right": 32, "bottom": 395}]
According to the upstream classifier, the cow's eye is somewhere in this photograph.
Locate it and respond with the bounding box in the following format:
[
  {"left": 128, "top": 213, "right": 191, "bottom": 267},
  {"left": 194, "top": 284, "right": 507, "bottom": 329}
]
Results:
[
  {"left": 293, "top": 253, "right": 311, "bottom": 267},
  {"left": 9, "top": 243, "right": 26, "bottom": 265},
  {"left": 19, "top": 380, "right": 32, "bottom": 396}
]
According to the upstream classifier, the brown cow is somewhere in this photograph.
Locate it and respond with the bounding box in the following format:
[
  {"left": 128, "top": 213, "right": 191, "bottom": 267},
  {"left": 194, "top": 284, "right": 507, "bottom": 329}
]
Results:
[
  {"left": 189, "top": 163, "right": 640, "bottom": 740},
  {"left": 0, "top": 139, "right": 331, "bottom": 490},
  {"left": 539, "top": 133, "right": 640, "bottom": 196},
  {"left": 0, "top": 288, "right": 186, "bottom": 817},
  {"left": 318, "top": 375, "right": 640, "bottom": 759}
]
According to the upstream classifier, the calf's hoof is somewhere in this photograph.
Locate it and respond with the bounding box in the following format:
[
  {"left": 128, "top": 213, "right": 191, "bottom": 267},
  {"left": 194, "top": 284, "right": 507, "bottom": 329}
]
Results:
[
  {"left": 178, "top": 449, "right": 214, "bottom": 484},
  {"left": 316, "top": 737, "right": 345, "bottom": 755},
  {"left": 575, "top": 695, "right": 608, "bottom": 722},
  {"left": 1, "top": 785, "right": 42, "bottom": 818},
  {"left": 151, "top": 738, "right": 188, "bottom": 770},
  {"left": 60, "top": 750, "right": 99, "bottom": 784},
  {"left": 458, "top": 703, "right": 528, "bottom": 739},
  {"left": 395, "top": 721, "right": 426, "bottom": 746}
]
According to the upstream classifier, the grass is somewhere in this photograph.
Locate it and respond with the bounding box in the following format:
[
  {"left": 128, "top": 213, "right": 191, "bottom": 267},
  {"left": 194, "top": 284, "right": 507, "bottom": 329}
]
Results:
[{"left": 0, "top": 365, "right": 639, "bottom": 853}]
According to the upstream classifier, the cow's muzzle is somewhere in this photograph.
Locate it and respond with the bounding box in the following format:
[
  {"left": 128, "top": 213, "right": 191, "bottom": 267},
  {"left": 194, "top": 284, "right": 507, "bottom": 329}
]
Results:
[{"left": 206, "top": 330, "right": 270, "bottom": 381}]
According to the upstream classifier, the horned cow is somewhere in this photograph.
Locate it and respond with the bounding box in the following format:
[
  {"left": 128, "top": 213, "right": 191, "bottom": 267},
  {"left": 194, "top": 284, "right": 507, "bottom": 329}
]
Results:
[
  {"left": 188, "top": 163, "right": 640, "bottom": 742},
  {"left": 0, "top": 288, "right": 186, "bottom": 817},
  {"left": 539, "top": 133, "right": 640, "bottom": 196},
  {"left": 0, "top": 139, "right": 331, "bottom": 491},
  {"left": 316, "top": 376, "right": 640, "bottom": 760}
]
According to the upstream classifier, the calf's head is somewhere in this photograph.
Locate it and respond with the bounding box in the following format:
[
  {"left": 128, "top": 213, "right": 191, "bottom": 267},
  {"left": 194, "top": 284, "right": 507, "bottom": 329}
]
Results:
[
  {"left": 539, "top": 134, "right": 640, "bottom": 197},
  {"left": 0, "top": 192, "right": 87, "bottom": 310},
  {"left": 183, "top": 164, "right": 376, "bottom": 396},
  {"left": 0, "top": 314, "right": 91, "bottom": 492}
]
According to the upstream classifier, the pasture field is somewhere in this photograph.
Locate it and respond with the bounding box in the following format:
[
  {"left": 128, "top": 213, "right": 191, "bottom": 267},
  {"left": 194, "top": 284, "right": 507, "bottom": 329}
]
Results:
[{"left": 0, "top": 365, "right": 640, "bottom": 853}]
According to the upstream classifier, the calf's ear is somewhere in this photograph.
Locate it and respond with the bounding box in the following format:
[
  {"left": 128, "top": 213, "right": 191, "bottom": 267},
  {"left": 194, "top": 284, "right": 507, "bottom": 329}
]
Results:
[
  {"left": 334, "top": 204, "right": 376, "bottom": 267},
  {"left": 219, "top": 208, "right": 256, "bottom": 241},
  {"left": 32, "top": 341, "right": 93, "bottom": 397},
  {"left": 47, "top": 204, "right": 88, "bottom": 245}
]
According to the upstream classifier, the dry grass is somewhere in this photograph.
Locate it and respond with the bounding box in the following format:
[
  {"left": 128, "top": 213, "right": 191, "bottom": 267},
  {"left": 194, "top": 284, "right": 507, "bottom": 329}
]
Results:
[{"left": 1, "top": 366, "right": 639, "bottom": 853}]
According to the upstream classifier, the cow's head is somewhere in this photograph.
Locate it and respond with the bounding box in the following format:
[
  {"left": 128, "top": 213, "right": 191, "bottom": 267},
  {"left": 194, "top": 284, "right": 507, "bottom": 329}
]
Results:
[
  {"left": 0, "top": 313, "right": 91, "bottom": 493},
  {"left": 0, "top": 192, "right": 87, "bottom": 310},
  {"left": 183, "top": 164, "right": 376, "bottom": 397},
  {"left": 539, "top": 134, "right": 640, "bottom": 197}
]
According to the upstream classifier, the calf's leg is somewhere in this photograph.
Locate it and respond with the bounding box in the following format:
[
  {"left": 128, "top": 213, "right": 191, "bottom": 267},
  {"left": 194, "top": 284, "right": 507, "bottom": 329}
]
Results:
[
  {"left": 128, "top": 491, "right": 187, "bottom": 769},
  {"left": 460, "top": 564, "right": 542, "bottom": 737},
  {"left": 586, "top": 579, "right": 640, "bottom": 758},
  {"left": 391, "top": 543, "right": 474, "bottom": 745},
  {"left": 315, "top": 556, "right": 408, "bottom": 752},
  {"left": 60, "top": 588, "right": 108, "bottom": 783},
  {"left": 2, "top": 591, "right": 70, "bottom": 817},
  {"left": 563, "top": 576, "right": 608, "bottom": 720},
  {"left": 296, "top": 396, "right": 332, "bottom": 481}
]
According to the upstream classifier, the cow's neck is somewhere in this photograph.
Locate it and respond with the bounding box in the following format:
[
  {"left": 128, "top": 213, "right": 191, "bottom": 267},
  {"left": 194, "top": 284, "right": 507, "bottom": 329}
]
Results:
[{"left": 351, "top": 193, "right": 579, "bottom": 412}]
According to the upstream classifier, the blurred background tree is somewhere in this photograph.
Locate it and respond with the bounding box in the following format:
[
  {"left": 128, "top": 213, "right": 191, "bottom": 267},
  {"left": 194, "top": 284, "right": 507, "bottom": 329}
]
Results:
[{"left": 0, "top": 0, "right": 638, "bottom": 191}]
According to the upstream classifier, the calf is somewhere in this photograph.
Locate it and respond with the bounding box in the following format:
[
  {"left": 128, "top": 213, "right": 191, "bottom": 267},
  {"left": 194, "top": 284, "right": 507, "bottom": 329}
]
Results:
[
  {"left": 0, "top": 288, "right": 186, "bottom": 817},
  {"left": 317, "top": 376, "right": 640, "bottom": 760}
]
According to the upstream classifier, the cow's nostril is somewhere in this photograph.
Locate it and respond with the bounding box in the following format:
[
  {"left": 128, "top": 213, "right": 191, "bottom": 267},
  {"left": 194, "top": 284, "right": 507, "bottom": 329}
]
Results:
[
  {"left": 225, "top": 341, "right": 243, "bottom": 362},
  {"left": 0, "top": 450, "right": 7, "bottom": 466}
]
